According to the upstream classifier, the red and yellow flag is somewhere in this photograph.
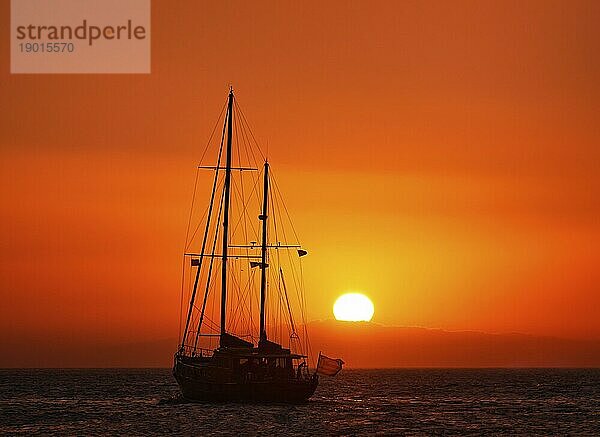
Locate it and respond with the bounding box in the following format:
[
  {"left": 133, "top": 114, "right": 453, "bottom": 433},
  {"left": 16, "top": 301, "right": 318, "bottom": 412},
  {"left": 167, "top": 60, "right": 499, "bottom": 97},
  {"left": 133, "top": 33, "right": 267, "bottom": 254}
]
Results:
[{"left": 316, "top": 353, "right": 344, "bottom": 376}]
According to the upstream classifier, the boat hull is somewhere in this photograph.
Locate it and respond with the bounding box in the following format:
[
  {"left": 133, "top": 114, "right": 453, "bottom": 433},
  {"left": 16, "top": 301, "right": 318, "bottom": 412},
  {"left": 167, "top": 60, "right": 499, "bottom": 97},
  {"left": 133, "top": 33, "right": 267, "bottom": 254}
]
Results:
[{"left": 174, "top": 362, "right": 318, "bottom": 403}]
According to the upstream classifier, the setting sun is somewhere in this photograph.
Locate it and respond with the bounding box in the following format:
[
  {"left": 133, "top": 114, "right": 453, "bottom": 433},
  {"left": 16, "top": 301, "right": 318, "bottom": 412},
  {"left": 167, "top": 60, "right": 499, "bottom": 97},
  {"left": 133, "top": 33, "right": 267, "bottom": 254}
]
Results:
[{"left": 333, "top": 293, "right": 375, "bottom": 322}]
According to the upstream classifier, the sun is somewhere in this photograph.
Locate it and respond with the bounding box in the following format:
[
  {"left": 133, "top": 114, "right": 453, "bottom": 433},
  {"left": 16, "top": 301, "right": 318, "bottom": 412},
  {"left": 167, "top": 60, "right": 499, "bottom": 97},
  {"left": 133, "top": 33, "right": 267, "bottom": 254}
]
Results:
[{"left": 333, "top": 293, "right": 375, "bottom": 322}]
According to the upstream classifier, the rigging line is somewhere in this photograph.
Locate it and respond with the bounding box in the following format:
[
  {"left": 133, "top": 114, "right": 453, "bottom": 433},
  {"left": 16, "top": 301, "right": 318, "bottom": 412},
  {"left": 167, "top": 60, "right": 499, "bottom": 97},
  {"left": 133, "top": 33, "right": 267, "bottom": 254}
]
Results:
[
  {"left": 233, "top": 101, "right": 248, "bottom": 168},
  {"left": 228, "top": 176, "right": 254, "bottom": 240},
  {"left": 236, "top": 104, "right": 260, "bottom": 169},
  {"left": 186, "top": 311, "right": 200, "bottom": 347},
  {"left": 287, "top": 249, "right": 304, "bottom": 321},
  {"left": 237, "top": 106, "right": 255, "bottom": 177},
  {"left": 282, "top": 174, "right": 314, "bottom": 350},
  {"left": 202, "top": 315, "right": 219, "bottom": 332},
  {"left": 298, "top": 245, "right": 309, "bottom": 328},
  {"left": 177, "top": 258, "right": 186, "bottom": 344},
  {"left": 266, "top": 260, "right": 291, "bottom": 340},
  {"left": 229, "top": 258, "right": 257, "bottom": 332},
  {"left": 228, "top": 262, "right": 242, "bottom": 331},
  {"left": 181, "top": 103, "right": 228, "bottom": 350},
  {"left": 233, "top": 99, "right": 243, "bottom": 175},
  {"left": 193, "top": 179, "right": 225, "bottom": 351},
  {"left": 225, "top": 265, "right": 236, "bottom": 331},
  {"left": 269, "top": 189, "right": 296, "bottom": 341},
  {"left": 279, "top": 268, "right": 297, "bottom": 334},
  {"left": 229, "top": 262, "right": 250, "bottom": 334},
  {"left": 229, "top": 184, "right": 257, "bottom": 270},
  {"left": 236, "top": 103, "right": 264, "bottom": 177},
  {"left": 270, "top": 178, "right": 280, "bottom": 246},
  {"left": 239, "top": 138, "right": 252, "bottom": 340},
  {"left": 177, "top": 257, "right": 189, "bottom": 345},
  {"left": 210, "top": 257, "right": 217, "bottom": 334},
  {"left": 274, "top": 190, "right": 303, "bottom": 300},
  {"left": 282, "top": 230, "right": 305, "bottom": 341},
  {"left": 228, "top": 177, "right": 240, "bottom": 242},
  {"left": 232, "top": 104, "right": 248, "bottom": 235},
  {"left": 200, "top": 304, "right": 220, "bottom": 330},
  {"left": 203, "top": 311, "right": 219, "bottom": 329},
  {"left": 237, "top": 276, "right": 252, "bottom": 335},
  {"left": 247, "top": 266, "right": 258, "bottom": 337},
  {"left": 271, "top": 264, "right": 292, "bottom": 344},
  {"left": 234, "top": 107, "right": 260, "bottom": 216},
  {"left": 229, "top": 168, "right": 261, "bottom": 238},
  {"left": 269, "top": 264, "right": 282, "bottom": 342},
  {"left": 198, "top": 100, "right": 228, "bottom": 165},
  {"left": 186, "top": 176, "right": 224, "bottom": 250},
  {"left": 270, "top": 170, "right": 301, "bottom": 244},
  {"left": 230, "top": 105, "right": 247, "bottom": 268},
  {"left": 233, "top": 98, "right": 265, "bottom": 160},
  {"left": 229, "top": 267, "right": 246, "bottom": 330},
  {"left": 183, "top": 169, "right": 200, "bottom": 250},
  {"left": 296, "top": 252, "right": 312, "bottom": 360},
  {"left": 184, "top": 102, "right": 227, "bottom": 250},
  {"left": 271, "top": 185, "right": 304, "bottom": 304},
  {"left": 283, "top": 220, "right": 304, "bottom": 325},
  {"left": 241, "top": 123, "right": 262, "bottom": 181},
  {"left": 279, "top": 276, "right": 292, "bottom": 341},
  {"left": 185, "top": 100, "right": 225, "bottom": 249},
  {"left": 234, "top": 263, "right": 253, "bottom": 334},
  {"left": 231, "top": 104, "right": 262, "bottom": 337},
  {"left": 179, "top": 168, "right": 201, "bottom": 343},
  {"left": 269, "top": 183, "right": 294, "bottom": 338},
  {"left": 232, "top": 106, "right": 253, "bottom": 334}
]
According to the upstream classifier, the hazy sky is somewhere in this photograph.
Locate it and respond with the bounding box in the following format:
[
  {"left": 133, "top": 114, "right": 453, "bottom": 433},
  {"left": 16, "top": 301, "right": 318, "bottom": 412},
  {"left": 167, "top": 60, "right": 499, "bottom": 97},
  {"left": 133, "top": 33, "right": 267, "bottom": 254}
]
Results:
[{"left": 1, "top": 1, "right": 600, "bottom": 363}]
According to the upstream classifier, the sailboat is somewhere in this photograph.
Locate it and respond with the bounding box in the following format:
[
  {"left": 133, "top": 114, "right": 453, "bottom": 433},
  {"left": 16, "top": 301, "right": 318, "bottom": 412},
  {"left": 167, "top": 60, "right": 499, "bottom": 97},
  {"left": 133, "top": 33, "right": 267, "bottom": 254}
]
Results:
[{"left": 173, "top": 88, "right": 339, "bottom": 403}]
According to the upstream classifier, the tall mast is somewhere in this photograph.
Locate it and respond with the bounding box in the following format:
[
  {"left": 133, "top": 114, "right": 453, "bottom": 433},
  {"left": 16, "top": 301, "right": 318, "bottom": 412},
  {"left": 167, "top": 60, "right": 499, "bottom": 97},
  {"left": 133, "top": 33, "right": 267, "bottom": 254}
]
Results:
[
  {"left": 259, "top": 161, "right": 269, "bottom": 343},
  {"left": 180, "top": 119, "right": 225, "bottom": 352},
  {"left": 220, "top": 88, "right": 234, "bottom": 337}
]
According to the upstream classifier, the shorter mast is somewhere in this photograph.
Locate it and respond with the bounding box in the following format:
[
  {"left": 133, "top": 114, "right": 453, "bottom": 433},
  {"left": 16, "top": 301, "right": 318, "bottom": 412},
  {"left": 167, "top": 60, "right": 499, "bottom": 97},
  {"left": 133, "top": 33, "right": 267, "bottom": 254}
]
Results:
[{"left": 259, "top": 161, "right": 269, "bottom": 343}]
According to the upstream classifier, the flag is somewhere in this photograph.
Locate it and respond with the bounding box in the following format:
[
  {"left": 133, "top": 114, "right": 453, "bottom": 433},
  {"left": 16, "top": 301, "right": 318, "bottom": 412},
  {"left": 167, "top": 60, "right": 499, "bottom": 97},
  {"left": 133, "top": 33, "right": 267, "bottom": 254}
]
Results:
[
  {"left": 316, "top": 353, "right": 344, "bottom": 376},
  {"left": 250, "top": 261, "right": 268, "bottom": 268}
]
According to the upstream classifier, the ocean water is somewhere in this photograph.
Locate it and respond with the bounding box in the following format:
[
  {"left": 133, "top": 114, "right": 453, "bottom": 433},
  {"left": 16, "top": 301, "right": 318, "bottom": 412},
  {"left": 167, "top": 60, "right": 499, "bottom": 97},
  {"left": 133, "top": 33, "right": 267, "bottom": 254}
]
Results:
[{"left": 1, "top": 369, "right": 599, "bottom": 435}]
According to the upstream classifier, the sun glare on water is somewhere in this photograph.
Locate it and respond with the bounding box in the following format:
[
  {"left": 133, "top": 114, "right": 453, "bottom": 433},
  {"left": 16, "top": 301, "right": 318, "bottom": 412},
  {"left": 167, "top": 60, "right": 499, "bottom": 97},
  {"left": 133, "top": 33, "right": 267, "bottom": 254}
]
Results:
[{"left": 333, "top": 293, "right": 375, "bottom": 322}]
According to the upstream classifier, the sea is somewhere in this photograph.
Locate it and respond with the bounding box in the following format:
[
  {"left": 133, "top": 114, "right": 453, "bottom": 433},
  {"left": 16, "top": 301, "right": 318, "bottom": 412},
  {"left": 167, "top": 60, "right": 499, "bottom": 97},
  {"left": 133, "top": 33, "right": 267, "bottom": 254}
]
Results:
[{"left": 1, "top": 369, "right": 599, "bottom": 435}]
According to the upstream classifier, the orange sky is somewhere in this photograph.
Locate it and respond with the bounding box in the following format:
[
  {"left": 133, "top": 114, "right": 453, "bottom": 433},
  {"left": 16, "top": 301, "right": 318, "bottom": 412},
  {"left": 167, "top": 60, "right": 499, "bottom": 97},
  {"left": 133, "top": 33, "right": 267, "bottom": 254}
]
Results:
[{"left": 2, "top": 1, "right": 600, "bottom": 366}]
